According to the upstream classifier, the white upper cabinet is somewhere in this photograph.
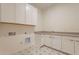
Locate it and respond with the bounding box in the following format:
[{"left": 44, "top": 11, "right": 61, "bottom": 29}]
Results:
[
  {"left": 0, "top": 3, "right": 16, "bottom": 23},
  {"left": 30, "top": 5, "right": 38, "bottom": 25},
  {"left": 26, "top": 4, "right": 38, "bottom": 25},
  {"left": 16, "top": 3, "right": 38, "bottom": 25},
  {"left": 16, "top": 4, "right": 26, "bottom": 24},
  {"left": 0, "top": 3, "right": 38, "bottom": 25}
]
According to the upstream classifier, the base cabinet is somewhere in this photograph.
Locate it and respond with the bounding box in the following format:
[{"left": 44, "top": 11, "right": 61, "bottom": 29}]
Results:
[
  {"left": 75, "top": 40, "right": 79, "bottom": 55},
  {"left": 35, "top": 34, "right": 79, "bottom": 55},
  {"left": 51, "top": 36, "right": 62, "bottom": 50},
  {"left": 44, "top": 35, "right": 52, "bottom": 47},
  {"left": 62, "top": 37, "right": 75, "bottom": 54},
  {"left": 35, "top": 34, "right": 41, "bottom": 51}
]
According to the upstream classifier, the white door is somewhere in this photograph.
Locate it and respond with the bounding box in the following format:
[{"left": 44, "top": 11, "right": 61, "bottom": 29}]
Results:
[
  {"left": 0, "top": 3, "right": 16, "bottom": 23},
  {"left": 16, "top": 3, "right": 26, "bottom": 24},
  {"left": 52, "top": 36, "right": 62, "bottom": 50},
  {"left": 75, "top": 40, "right": 79, "bottom": 55},
  {"left": 62, "top": 37, "right": 74, "bottom": 54}
]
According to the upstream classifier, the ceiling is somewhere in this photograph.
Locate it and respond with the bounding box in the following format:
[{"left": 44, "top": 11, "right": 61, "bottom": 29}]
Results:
[{"left": 30, "top": 3, "right": 54, "bottom": 10}]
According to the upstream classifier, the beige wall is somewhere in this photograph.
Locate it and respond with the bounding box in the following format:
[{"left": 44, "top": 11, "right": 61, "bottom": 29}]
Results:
[
  {"left": 43, "top": 4, "right": 79, "bottom": 32},
  {"left": 0, "top": 23, "right": 34, "bottom": 37},
  {"left": 0, "top": 23, "right": 35, "bottom": 54}
]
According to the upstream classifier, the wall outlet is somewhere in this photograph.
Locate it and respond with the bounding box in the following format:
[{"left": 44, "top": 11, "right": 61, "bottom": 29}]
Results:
[{"left": 8, "top": 32, "right": 16, "bottom": 36}]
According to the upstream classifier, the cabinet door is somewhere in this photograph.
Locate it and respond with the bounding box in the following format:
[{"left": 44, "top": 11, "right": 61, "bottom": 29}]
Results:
[
  {"left": 39, "top": 35, "right": 45, "bottom": 46},
  {"left": 41, "top": 35, "right": 49, "bottom": 46},
  {"left": 75, "top": 40, "right": 79, "bottom": 55},
  {"left": 16, "top": 4, "right": 26, "bottom": 24},
  {"left": 45, "top": 35, "right": 52, "bottom": 47},
  {"left": 0, "top": 3, "right": 16, "bottom": 23},
  {"left": 26, "top": 4, "right": 31, "bottom": 25},
  {"left": 26, "top": 4, "right": 37, "bottom": 25},
  {"left": 52, "top": 36, "right": 62, "bottom": 50},
  {"left": 35, "top": 34, "right": 41, "bottom": 52},
  {"left": 30, "top": 5, "right": 37, "bottom": 25},
  {"left": 62, "top": 38, "right": 74, "bottom": 54},
  {"left": 35, "top": 34, "right": 41, "bottom": 46}
]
